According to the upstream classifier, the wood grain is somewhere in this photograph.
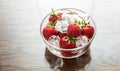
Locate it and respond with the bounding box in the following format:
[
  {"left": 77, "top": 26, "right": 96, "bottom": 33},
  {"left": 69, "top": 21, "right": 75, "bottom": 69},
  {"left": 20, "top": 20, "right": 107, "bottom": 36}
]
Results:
[{"left": 0, "top": 0, "right": 120, "bottom": 71}]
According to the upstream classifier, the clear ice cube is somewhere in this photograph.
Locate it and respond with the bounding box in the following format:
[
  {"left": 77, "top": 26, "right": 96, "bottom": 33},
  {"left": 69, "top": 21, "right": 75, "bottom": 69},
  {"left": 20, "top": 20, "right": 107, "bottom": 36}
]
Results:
[
  {"left": 76, "top": 36, "right": 89, "bottom": 47},
  {"left": 55, "top": 21, "right": 69, "bottom": 33},
  {"left": 62, "top": 14, "right": 70, "bottom": 22},
  {"left": 48, "top": 35, "right": 60, "bottom": 47},
  {"left": 62, "top": 14, "right": 78, "bottom": 24}
]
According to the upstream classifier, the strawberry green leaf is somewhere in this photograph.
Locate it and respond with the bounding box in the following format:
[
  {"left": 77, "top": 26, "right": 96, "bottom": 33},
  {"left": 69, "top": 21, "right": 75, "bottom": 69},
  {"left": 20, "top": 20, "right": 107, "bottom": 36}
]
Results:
[
  {"left": 48, "top": 22, "right": 55, "bottom": 28},
  {"left": 67, "top": 36, "right": 76, "bottom": 44},
  {"left": 50, "top": 9, "right": 56, "bottom": 16}
]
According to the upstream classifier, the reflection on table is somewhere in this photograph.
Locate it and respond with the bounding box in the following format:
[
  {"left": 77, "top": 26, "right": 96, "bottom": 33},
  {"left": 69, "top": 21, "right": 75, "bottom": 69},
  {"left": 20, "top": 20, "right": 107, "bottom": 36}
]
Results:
[{"left": 44, "top": 48, "right": 91, "bottom": 71}]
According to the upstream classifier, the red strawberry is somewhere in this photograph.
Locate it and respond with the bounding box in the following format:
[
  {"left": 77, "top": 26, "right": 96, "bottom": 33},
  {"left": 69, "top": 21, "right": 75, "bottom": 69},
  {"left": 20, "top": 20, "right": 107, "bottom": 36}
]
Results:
[
  {"left": 61, "top": 51, "right": 77, "bottom": 57},
  {"left": 60, "top": 36, "right": 76, "bottom": 49},
  {"left": 67, "top": 24, "right": 81, "bottom": 37},
  {"left": 57, "top": 13, "right": 62, "bottom": 20},
  {"left": 43, "top": 26, "right": 58, "bottom": 40},
  {"left": 82, "top": 25, "right": 94, "bottom": 39},
  {"left": 49, "top": 16, "right": 58, "bottom": 22},
  {"left": 60, "top": 36, "right": 77, "bottom": 57},
  {"left": 49, "top": 9, "right": 58, "bottom": 22},
  {"left": 58, "top": 32, "right": 67, "bottom": 38}
]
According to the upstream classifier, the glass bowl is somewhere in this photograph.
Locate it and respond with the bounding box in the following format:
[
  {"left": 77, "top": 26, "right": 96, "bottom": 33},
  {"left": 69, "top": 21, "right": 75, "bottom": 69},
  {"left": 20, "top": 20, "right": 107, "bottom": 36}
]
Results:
[{"left": 40, "top": 8, "right": 96, "bottom": 59}]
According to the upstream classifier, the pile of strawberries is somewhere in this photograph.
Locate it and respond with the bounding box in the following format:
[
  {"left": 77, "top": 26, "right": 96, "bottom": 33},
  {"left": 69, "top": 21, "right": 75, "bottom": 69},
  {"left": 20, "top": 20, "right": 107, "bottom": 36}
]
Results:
[{"left": 42, "top": 9, "right": 94, "bottom": 57}]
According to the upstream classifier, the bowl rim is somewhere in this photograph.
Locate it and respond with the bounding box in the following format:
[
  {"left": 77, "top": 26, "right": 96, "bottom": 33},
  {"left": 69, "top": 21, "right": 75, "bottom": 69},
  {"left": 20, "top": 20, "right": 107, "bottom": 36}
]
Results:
[{"left": 40, "top": 8, "right": 96, "bottom": 51}]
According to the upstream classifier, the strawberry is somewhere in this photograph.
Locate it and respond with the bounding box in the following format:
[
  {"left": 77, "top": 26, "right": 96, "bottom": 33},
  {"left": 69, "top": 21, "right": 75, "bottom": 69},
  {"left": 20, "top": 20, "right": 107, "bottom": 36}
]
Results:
[
  {"left": 49, "top": 16, "right": 58, "bottom": 22},
  {"left": 67, "top": 24, "right": 81, "bottom": 37},
  {"left": 61, "top": 51, "right": 77, "bottom": 57},
  {"left": 43, "top": 26, "right": 58, "bottom": 40},
  {"left": 49, "top": 9, "right": 58, "bottom": 22},
  {"left": 82, "top": 25, "right": 94, "bottom": 39},
  {"left": 58, "top": 32, "right": 67, "bottom": 38},
  {"left": 57, "top": 13, "right": 62, "bottom": 20},
  {"left": 60, "top": 36, "right": 76, "bottom": 49},
  {"left": 78, "top": 16, "right": 94, "bottom": 39},
  {"left": 60, "top": 36, "right": 77, "bottom": 57}
]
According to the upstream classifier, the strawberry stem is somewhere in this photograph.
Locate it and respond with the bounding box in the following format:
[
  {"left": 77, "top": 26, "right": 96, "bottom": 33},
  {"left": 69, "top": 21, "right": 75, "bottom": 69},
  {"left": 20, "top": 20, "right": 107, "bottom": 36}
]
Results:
[
  {"left": 51, "top": 8, "right": 56, "bottom": 16},
  {"left": 79, "top": 16, "right": 85, "bottom": 24},
  {"left": 79, "top": 16, "right": 88, "bottom": 27},
  {"left": 77, "top": 21, "right": 81, "bottom": 26},
  {"left": 74, "top": 21, "right": 82, "bottom": 30},
  {"left": 67, "top": 36, "right": 75, "bottom": 43},
  {"left": 48, "top": 22, "right": 55, "bottom": 28}
]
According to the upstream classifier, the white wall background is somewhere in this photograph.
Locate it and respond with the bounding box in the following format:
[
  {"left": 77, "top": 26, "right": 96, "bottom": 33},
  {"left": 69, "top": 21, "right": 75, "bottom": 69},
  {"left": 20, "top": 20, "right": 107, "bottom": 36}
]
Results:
[{"left": 37, "top": 0, "right": 94, "bottom": 19}]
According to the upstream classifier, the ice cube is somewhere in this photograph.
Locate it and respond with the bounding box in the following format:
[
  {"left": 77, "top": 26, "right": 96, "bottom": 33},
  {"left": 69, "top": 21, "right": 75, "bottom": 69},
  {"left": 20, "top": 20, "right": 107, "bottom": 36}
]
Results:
[
  {"left": 76, "top": 36, "right": 82, "bottom": 47},
  {"left": 55, "top": 21, "right": 69, "bottom": 33},
  {"left": 80, "top": 36, "right": 89, "bottom": 45},
  {"left": 69, "top": 15, "right": 77, "bottom": 23},
  {"left": 62, "top": 13, "right": 70, "bottom": 22},
  {"left": 76, "top": 36, "right": 89, "bottom": 47},
  {"left": 48, "top": 35, "right": 60, "bottom": 47},
  {"left": 85, "top": 15, "right": 91, "bottom": 24},
  {"left": 62, "top": 14, "right": 77, "bottom": 23}
]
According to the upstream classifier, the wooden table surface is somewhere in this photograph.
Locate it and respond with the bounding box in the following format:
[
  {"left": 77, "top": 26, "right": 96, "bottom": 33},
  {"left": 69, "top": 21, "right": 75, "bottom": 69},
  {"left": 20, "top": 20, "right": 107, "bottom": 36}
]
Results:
[{"left": 0, "top": 0, "right": 120, "bottom": 71}]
